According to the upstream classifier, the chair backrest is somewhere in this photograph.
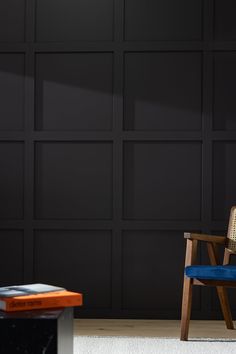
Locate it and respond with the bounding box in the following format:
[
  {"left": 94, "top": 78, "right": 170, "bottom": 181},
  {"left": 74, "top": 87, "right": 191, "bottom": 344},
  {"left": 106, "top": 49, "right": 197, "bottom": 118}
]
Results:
[{"left": 227, "top": 206, "right": 236, "bottom": 253}]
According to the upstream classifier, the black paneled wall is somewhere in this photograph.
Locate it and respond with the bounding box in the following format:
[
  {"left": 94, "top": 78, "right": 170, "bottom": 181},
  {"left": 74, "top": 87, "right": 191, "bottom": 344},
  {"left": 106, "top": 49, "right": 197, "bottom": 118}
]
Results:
[{"left": 0, "top": 0, "right": 236, "bottom": 319}]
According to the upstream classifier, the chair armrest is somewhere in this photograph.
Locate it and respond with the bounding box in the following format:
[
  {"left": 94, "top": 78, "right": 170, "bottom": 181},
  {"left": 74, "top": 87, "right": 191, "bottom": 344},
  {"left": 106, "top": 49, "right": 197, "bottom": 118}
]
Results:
[{"left": 184, "top": 232, "right": 226, "bottom": 245}]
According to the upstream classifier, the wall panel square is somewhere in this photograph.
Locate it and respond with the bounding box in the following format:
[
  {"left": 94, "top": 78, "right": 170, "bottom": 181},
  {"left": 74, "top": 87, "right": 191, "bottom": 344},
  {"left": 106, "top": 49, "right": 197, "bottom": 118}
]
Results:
[
  {"left": 0, "top": 54, "right": 24, "bottom": 130},
  {"left": 0, "top": 143, "right": 24, "bottom": 219},
  {"left": 0, "top": 1, "right": 25, "bottom": 42},
  {"left": 122, "top": 230, "right": 201, "bottom": 311},
  {"left": 213, "top": 143, "right": 236, "bottom": 221},
  {"left": 214, "top": 0, "right": 236, "bottom": 41},
  {"left": 35, "top": 142, "right": 113, "bottom": 220},
  {"left": 36, "top": 0, "right": 113, "bottom": 42},
  {"left": 36, "top": 53, "right": 113, "bottom": 131},
  {"left": 124, "top": 142, "right": 202, "bottom": 220},
  {"left": 0, "top": 231, "right": 24, "bottom": 286},
  {"left": 124, "top": 52, "right": 202, "bottom": 131},
  {"left": 125, "top": 0, "right": 202, "bottom": 41},
  {"left": 34, "top": 230, "right": 112, "bottom": 309},
  {"left": 213, "top": 52, "right": 236, "bottom": 131}
]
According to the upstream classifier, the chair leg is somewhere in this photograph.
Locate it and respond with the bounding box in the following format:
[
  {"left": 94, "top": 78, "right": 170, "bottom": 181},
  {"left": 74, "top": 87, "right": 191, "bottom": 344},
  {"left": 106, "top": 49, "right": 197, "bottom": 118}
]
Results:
[
  {"left": 180, "top": 277, "right": 193, "bottom": 341},
  {"left": 216, "top": 286, "right": 234, "bottom": 330}
]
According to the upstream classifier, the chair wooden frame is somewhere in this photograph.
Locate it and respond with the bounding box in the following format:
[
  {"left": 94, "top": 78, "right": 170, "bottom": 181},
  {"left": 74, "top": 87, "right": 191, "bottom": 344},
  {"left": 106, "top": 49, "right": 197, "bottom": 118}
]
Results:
[{"left": 180, "top": 206, "right": 236, "bottom": 341}]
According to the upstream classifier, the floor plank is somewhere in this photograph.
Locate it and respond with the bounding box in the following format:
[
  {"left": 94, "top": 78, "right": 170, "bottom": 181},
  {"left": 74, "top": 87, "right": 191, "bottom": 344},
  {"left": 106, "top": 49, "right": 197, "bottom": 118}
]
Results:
[{"left": 74, "top": 319, "right": 236, "bottom": 338}]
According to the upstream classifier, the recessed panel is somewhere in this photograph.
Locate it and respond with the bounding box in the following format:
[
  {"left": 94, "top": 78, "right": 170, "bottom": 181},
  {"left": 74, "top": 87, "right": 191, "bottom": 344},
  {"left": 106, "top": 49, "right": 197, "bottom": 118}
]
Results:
[
  {"left": 0, "top": 231, "right": 24, "bottom": 286},
  {"left": 213, "top": 53, "right": 236, "bottom": 131},
  {"left": 125, "top": 0, "right": 202, "bottom": 41},
  {"left": 0, "top": 1, "right": 25, "bottom": 42},
  {"left": 214, "top": 0, "right": 236, "bottom": 41},
  {"left": 36, "top": 0, "right": 113, "bottom": 41},
  {"left": 35, "top": 142, "right": 113, "bottom": 219},
  {"left": 0, "top": 143, "right": 24, "bottom": 219},
  {"left": 213, "top": 143, "right": 236, "bottom": 221},
  {"left": 122, "top": 231, "right": 201, "bottom": 310},
  {"left": 36, "top": 53, "right": 113, "bottom": 131},
  {"left": 0, "top": 54, "right": 24, "bottom": 130},
  {"left": 124, "top": 53, "right": 202, "bottom": 131},
  {"left": 124, "top": 142, "right": 202, "bottom": 220},
  {"left": 34, "top": 230, "right": 112, "bottom": 309}
]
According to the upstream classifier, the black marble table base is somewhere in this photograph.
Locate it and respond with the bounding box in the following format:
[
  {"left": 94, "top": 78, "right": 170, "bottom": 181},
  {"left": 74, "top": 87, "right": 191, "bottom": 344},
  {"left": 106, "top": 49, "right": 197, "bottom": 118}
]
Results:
[{"left": 0, "top": 307, "right": 73, "bottom": 354}]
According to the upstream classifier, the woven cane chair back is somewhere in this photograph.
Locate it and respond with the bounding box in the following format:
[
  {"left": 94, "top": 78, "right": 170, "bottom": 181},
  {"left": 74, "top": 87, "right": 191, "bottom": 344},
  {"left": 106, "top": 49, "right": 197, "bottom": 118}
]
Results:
[{"left": 227, "top": 206, "right": 236, "bottom": 253}]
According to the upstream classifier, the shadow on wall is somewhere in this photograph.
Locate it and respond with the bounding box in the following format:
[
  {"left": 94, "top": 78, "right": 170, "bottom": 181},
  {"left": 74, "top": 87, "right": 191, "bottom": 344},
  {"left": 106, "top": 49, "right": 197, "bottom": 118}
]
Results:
[{"left": 0, "top": 51, "right": 203, "bottom": 131}]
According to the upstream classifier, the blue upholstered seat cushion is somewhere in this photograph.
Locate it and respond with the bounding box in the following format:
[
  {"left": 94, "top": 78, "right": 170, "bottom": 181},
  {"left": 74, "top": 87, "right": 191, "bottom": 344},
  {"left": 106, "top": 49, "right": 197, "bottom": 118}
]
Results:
[{"left": 185, "top": 265, "right": 236, "bottom": 281}]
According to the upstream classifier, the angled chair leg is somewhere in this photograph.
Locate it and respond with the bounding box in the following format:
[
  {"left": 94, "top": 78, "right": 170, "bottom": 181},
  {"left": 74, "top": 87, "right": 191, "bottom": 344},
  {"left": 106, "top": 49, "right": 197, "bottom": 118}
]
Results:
[
  {"left": 181, "top": 238, "right": 197, "bottom": 341},
  {"left": 216, "top": 287, "right": 234, "bottom": 330},
  {"left": 207, "top": 242, "right": 234, "bottom": 330},
  {"left": 180, "top": 276, "right": 193, "bottom": 341}
]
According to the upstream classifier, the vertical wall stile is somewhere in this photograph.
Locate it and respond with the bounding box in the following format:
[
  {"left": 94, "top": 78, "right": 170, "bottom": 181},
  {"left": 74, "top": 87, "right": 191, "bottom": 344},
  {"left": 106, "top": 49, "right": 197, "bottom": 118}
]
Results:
[
  {"left": 112, "top": 0, "right": 125, "bottom": 313},
  {"left": 201, "top": 0, "right": 214, "bottom": 318},
  {"left": 23, "top": 0, "right": 36, "bottom": 282}
]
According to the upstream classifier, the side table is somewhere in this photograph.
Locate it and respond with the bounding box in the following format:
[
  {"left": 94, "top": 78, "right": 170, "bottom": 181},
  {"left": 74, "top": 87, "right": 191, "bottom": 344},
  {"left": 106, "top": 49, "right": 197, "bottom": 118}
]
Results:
[{"left": 0, "top": 307, "right": 73, "bottom": 354}]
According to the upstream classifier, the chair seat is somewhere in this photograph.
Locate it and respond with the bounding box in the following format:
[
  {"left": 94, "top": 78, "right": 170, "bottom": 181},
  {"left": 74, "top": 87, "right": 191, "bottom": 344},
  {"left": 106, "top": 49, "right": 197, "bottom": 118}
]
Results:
[{"left": 185, "top": 265, "right": 236, "bottom": 281}]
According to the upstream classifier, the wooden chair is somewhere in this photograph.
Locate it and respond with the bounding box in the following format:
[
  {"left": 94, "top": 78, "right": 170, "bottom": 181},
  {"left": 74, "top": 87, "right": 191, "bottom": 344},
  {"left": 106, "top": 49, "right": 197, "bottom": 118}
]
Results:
[{"left": 180, "top": 206, "right": 236, "bottom": 341}]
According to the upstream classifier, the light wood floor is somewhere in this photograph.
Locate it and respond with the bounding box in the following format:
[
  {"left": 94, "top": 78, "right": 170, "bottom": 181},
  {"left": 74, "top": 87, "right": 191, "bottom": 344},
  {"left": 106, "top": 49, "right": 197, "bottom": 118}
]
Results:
[{"left": 74, "top": 319, "right": 236, "bottom": 339}]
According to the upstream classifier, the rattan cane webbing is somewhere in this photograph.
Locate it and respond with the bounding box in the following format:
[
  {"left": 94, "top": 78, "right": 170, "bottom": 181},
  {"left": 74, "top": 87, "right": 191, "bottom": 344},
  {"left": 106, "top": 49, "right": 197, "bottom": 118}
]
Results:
[{"left": 227, "top": 207, "right": 236, "bottom": 252}]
